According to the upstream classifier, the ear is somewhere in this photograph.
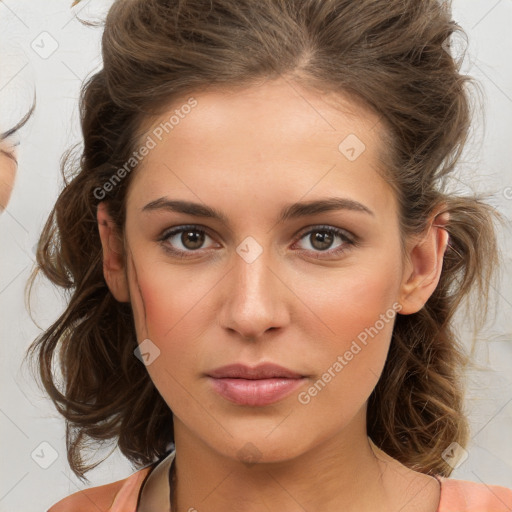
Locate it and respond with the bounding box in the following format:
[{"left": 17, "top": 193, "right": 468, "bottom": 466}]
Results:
[
  {"left": 398, "top": 210, "right": 450, "bottom": 315},
  {"left": 97, "top": 202, "right": 130, "bottom": 303}
]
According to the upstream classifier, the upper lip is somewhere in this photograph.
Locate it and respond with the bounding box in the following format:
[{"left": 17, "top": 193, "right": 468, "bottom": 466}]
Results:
[{"left": 206, "top": 363, "right": 304, "bottom": 379}]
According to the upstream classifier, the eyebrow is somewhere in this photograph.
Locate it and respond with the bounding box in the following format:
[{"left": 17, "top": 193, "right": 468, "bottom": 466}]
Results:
[{"left": 142, "top": 196, "right": 374, "bottom": 224}]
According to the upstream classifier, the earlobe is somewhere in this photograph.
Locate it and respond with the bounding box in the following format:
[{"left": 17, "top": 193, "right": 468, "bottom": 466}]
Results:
[
  {"left": 398, "top": 211, "right": 450, "bottom": 315},
  {"left": 97, "top": 202, "right": 130, "bottom": 303}
]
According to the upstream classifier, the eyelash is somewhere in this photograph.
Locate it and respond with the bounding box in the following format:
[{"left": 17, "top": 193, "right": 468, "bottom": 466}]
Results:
[{"left": 157, "top": 224, "right": 358, "bottom": 260}]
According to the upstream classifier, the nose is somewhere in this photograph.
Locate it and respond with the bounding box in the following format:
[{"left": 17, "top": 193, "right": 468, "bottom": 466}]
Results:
[{"left": 218, "top": 244, "right": 289, "bottom": 341}]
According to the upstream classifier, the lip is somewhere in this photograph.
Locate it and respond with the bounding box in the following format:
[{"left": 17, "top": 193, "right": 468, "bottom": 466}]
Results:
[
  {"left": 206, "top": 363, "right": 307, "bottom": 406},
  {"left": 207, "top": 363, "right": 304, "bottom": 380}
]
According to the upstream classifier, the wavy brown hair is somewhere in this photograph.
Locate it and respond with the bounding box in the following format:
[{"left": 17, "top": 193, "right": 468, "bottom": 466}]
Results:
[{"left": 26, "top": 0, "right": 502, "bottom": 481}]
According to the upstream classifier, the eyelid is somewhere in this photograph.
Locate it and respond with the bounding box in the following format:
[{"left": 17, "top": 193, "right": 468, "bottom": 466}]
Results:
[
  {"left": 158, "top": 223, "right": 358, "bottom": 259},
  {"left": 294, "top": 224, "right": 356, "bottom": 243}
]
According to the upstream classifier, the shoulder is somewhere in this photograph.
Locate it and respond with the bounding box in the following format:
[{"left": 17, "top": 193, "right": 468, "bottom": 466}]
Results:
[
  {"left": 47, "top": 465, "right": 153, "bottom": 512},
  {"left": 438, "top": 477, "right": 512, "bottom": 512}
]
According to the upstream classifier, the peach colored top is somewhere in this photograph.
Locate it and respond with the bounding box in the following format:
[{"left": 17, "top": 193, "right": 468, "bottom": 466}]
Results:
[{"left": 48, "top": 450, "right": 512, "bottom": 512}]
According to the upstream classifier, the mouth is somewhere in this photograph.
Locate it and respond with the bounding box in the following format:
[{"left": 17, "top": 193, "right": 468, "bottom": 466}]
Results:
[{"left": 206, "top": 363, "right": 308, "bottom": 406}]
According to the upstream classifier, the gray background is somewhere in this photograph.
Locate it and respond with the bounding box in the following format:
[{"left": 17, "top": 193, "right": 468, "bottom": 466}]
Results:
[{"left": 1, "top": 1, "right": 511, "bottom": 510}]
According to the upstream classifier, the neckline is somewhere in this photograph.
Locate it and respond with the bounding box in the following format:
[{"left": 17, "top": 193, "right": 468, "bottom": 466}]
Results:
[
  {"left": 136, "top": 449, "right": 443, "bottom": 512},
  {"left": 136, "top": 449, "right": 176, "bottom": 511}
]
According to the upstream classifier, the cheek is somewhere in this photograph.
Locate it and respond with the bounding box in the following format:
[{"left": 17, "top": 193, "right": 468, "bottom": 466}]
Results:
[
  {"left": 297, "top": 256, "right": 401, "bottom": 343},
  {"left": 294, "top": 258, "right": 401, "bottom": 409},
  {"left": 131, "top": 264, "right": 208, "bottom": 412},
  {"left": 132, "top": 262, "right": 213, "bottom": 363}
]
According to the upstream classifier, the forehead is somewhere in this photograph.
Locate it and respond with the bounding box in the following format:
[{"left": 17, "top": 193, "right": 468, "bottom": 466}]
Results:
[
  {"left": 127, "top": 79, "right": 394, "bottom": 217},
  {"left": 144, "top": 79, "right": 383, "bottom": 154}
]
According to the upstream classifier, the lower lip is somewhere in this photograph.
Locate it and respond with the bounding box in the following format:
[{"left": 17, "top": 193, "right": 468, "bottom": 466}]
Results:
[{"left": 208, "top": 377, "right": 306, "bottom": 406}]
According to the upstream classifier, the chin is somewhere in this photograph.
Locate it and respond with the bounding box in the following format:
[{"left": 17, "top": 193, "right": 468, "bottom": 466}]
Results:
[{"left": 197, "top": 423, "right": 319, "bottom": 467}]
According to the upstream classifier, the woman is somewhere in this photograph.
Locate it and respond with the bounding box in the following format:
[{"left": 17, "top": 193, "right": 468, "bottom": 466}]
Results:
[
  {"left": 0, "top": 134, "right": 17, "bottom": 211},
  {"left": 0, "top": 106, "right": 33, "bottom": 211},
  {"left": 28, "top": 0, "right": 512, "bottom": 510}
]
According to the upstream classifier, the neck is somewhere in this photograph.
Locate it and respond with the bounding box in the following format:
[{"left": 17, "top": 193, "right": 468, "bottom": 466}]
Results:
[{"left": 170, "top": 410, "right": 422, "bottom": 512}]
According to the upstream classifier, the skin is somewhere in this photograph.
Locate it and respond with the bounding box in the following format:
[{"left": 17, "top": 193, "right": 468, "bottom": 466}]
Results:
[
  {"left": 0, "top": 143, "right": 17, "bottom": 211},
  {"left": 98, "top": 77, "right": 449, "bottom": 511}
]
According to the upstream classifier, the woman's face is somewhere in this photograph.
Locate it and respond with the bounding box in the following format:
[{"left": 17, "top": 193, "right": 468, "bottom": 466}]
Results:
[
  {"left": 0, "top": 143, "right": 17, "bottom": 210},
  {"left": 100, "top": 78, "right": 446, "bottom": 463}
]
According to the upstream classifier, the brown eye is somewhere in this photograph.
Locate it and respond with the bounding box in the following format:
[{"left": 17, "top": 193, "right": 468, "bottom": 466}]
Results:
[
  {"left": 159, "top": 225, "right": 219, "bottom": 258},
  {"left": 180, "top": 229, "right": 205, "bottom": 250},
  {"left": 294, "top": 225, "right": 356, "bottom": 260},
  {"left": 309, "top": 231, "right": 335, "bottom": 251}
]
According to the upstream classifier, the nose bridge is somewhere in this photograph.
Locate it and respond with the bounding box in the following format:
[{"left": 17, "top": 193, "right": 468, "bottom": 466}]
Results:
[{"left": 220, "top": 239, "right": 286, "bottom": 339}]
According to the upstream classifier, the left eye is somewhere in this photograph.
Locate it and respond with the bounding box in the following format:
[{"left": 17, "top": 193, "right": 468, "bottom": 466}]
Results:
[
  {"left": 159, "top": 226, "right": 217, "bottom": 255},
  {"left": 158, "top": 225, "right": 355, "bottom": 258},
  {"left": 294, "top": 226, "right": 354, "bottom": 255}
]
